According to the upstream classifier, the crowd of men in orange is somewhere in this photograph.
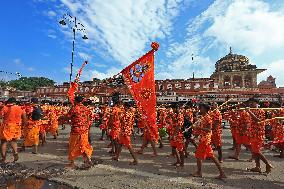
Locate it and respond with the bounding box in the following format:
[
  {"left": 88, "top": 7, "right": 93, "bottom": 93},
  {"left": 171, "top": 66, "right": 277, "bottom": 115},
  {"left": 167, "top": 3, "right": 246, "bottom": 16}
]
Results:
[{"left": 0, "top": 96, "right": 283, "bottom": 179}]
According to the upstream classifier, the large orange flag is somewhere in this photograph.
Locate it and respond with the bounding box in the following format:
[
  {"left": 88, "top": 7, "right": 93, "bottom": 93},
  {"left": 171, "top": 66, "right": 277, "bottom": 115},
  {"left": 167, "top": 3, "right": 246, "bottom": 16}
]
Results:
[{"left": 121, "top": 42, "right": 159, "bottom": 141}]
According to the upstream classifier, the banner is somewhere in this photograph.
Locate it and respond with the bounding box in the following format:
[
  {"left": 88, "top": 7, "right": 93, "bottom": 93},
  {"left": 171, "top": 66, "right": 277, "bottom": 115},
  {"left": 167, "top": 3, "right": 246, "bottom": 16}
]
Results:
[{"left": 121, "top": 42, "right": 159, "bottom": 141}]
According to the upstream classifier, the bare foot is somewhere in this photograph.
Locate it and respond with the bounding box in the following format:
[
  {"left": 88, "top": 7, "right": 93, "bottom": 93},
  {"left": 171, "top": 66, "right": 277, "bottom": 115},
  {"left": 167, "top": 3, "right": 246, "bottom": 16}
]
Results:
[
  {"left": 129, "top": 161, "right": 138, "bottom": 165},
  {"left": 13, "top": 153, "right": 19, "bottom": 162},
  {"left": 184, "top": 152, "right": 189, "bottom": 158},
  {"left": 65, "top": 163, "right": 76, "bottom": 169},
  {"left": 265, "top": 164, "right": 273, "bottom": 174},
  {"left": 136, "top": 150, "right": 143, "bottom": 154},
  {"left": 215, "top": 173, "right": 227, "bottom": 180},
  {"left": 151, "top": 153, "right": 158, "bottom": 157},
  {"left": 0, "top": 158, "right": 6, "bottom": 164},
  {"left": 228, "top": 156, "right": 239, "bottom": 160},
  {"left": 246, "top": 158, "right": 253, "bottom": 162},
  {"left": 176, "top": 164, "right": 184, "bottom": 168},
  {"left": 166, "top": 153, "right": 174, "bottom": 158},
  {"left": 81, "top": 163, "right": 92, "bottom": 170},
  {"left": 108, "top": 150, "right": 114, "bottom": 154},
  {"left": 247, "top": 167, "right": 261, "bottom": 173},
  {"left": 190, "top": 172, "right": 202, "bottom": 178},
  {"left": 172, "top": 162, "right": 179, "bottom": 166}
]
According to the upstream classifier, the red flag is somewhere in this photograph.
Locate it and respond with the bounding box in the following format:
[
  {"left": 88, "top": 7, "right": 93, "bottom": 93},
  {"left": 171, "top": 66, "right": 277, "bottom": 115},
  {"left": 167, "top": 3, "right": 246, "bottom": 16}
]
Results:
[
  {"left": 67, "top": 61, "right": 88, "bottom": 104},
  {"left": 121, "top": 42, "right": 159, "bottom": 141}
]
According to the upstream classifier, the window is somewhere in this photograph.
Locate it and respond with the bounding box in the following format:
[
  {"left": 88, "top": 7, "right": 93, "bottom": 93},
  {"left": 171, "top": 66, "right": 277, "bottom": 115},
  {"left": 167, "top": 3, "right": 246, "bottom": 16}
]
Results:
[
  {"left": 167, "top": 84, "right": 173, "bottom": 90},
  {"left": 175, "top": 83, "right": 181, "bottom": 89},
  {"left": 159, "top": 84, "right": 164, "bottom": 90},
  {"left": 194, "top": 83, "right": 200, "bottom": 89},
  {"left": 185, "top": 83, "right": 191, "bottom": 89},
  {"left": 203, "top": 83, "right": 210, "bottom": 89}
]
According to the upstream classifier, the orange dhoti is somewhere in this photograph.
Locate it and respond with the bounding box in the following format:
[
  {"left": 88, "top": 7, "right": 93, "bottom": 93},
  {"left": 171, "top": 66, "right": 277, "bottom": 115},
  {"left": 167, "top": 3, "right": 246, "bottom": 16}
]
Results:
[
  {"left": 235, "top": 133, "right": 250, "bottom": 146},
  {"left": 48, "top": 123, "right": 58, "bottom": 136},
  {"left": 250, "top": 138, "right": 263, "bottom": 154},
  {"left": 195, "top": 141, "right": 214, "bottom": 160},
  {"left": 109, "top": 129, "right": 120, "bottom": 140},
  {"left": 99, "top": 123, "right": 107, "bottom": 130},
  {"left": 0, "top": 123, "right": 21, "bottom": 141},
  {"left": 40, "top": 120, "right": 48, "bottom": 135},
  {"left": 119, "top": 135, "right": 132, "bottom": 149},
  {"left": 211, "top": 131, "right": 222, "bottom": 147},
  {"left": 68, "top": 132, "right": 93, "bottom": 161},
  {"left": 170, "top": 133, "right": 184, "bottom": 152},
  {"left": 23, "top": 121, "right": 40, "bottom": 147}
]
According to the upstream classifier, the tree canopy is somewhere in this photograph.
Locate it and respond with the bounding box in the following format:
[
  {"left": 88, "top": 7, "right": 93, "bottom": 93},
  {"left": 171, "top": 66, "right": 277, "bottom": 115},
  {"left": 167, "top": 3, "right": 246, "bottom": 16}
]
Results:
[{"left": 7, "top": 77, "right": 55, "bottom": 91}]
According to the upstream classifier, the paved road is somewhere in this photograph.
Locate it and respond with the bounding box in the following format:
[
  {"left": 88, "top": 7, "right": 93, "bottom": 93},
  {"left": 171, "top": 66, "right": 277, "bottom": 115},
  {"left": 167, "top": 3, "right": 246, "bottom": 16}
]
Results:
[{"left": 10, "top": 126, "right": 284, "bottom": 189}]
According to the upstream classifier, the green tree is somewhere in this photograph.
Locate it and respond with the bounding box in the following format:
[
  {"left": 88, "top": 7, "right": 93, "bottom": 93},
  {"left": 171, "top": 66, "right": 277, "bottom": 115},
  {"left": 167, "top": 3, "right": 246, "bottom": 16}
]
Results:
[
  {"left": 8, "top": 77, "right": 55, "bottom": 91},
  {"left": 0, "top": 80, "right": 8, "bottom": 87}
]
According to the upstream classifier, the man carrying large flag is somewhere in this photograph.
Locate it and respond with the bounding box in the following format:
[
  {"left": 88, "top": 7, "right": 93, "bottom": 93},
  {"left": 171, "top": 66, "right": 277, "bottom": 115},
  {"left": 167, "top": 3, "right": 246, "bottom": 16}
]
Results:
[
  {"left": 121, "top": 42, "right": 159, "bottom": 156},
  {"left": 66, "top": 61, "right": 93, "bottom": 169}
]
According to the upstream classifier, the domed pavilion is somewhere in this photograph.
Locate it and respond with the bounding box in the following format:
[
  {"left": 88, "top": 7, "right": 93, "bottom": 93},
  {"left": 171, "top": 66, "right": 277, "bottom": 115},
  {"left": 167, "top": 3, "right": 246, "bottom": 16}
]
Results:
[{"left": 211, "top": 48, "right": 266, "bottom": 89}]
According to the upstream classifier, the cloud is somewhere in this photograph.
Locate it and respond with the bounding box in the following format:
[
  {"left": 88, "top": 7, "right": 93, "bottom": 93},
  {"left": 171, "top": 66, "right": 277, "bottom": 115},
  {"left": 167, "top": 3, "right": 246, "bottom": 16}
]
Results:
[
  {"left": 78, "top": 52, "right": 91, "bottom": 60},
  {"left": 47, "top": 34, "right": 57, "bottom": 39},
  {"left": 63, "top": 65, "right": 120, "bottom": 80},
  {"left": 13, "top": 58, "right": 22, "bottom": 65},
  {"left": 164, "top": 0, "right": 284, "bottom": 85},
  {"left": 27, "top": 67, "right": 35, "bottom": 72},
  {"left": 93, "top": 63, "right": 107, "bottom": 68},
  {"left": 59, "top": 0, "right": 185, "bottom": 66},
  {"left": 205, "top": 0, "right": 284, "bottom": 55},
  {"left": 46, "top": 10, "right": 57, "bottom": 18},
  {"left": 258, "top": 59, "right": 284, "bottom": 86},
  {"left": 47, "top": 29, "right": 57, "bottom": 39},
  {"left": 82, "top": 67, "right": 121, "bottom": 80}
]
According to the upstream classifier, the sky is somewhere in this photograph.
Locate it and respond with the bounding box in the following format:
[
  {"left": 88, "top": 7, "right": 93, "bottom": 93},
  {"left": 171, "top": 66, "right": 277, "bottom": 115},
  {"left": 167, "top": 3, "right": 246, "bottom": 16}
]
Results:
[{"left": 1, "top": 0, "right": 284, "bottom": 86}]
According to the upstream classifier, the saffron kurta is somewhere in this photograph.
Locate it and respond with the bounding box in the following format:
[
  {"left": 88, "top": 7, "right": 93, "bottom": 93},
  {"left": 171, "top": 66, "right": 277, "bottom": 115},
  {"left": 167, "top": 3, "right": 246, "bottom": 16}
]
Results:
[
  {"left": 194, "top": 114, "right": 214, "bottom": 160},
  {"left": 0, "top": 104, "right": 24, "bottom": 141},
  {"left": 119, "top": 108, "right": 135, "bottom": 148},
  {"left": 210, "top": 110, "right": 222, "bottom": 147},
  {"left": 68, "top": 103, "right": 93, "bottom": 161}
]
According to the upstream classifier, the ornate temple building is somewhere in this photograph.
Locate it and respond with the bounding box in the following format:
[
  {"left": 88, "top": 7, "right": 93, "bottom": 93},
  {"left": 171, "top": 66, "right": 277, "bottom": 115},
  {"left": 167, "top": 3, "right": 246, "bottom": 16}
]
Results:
[
  {"left": 4, "top": 50, "right": 284, "bottom": 104},
  {"left": 211, "top": 48, "right": 266, "bottom": 90}
]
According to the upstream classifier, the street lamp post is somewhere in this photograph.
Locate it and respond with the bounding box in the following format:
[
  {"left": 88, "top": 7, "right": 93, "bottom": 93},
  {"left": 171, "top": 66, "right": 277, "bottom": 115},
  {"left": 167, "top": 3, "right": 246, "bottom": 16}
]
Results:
[{"left": 59, "top": 14, "right": 88, "bottom": 84}]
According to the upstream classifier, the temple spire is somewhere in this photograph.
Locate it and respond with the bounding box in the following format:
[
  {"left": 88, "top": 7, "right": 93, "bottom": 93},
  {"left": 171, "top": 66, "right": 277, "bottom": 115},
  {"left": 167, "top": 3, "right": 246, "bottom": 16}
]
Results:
[{"left": 229, "top": 46, "right": 232, "bottom": 54}]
